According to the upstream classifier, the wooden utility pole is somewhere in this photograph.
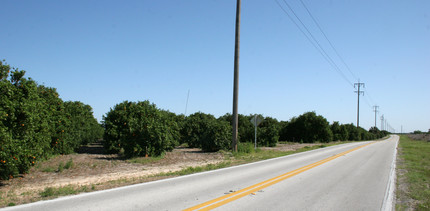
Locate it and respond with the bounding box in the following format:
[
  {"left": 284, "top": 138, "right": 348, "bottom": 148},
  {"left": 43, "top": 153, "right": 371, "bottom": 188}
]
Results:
[{"left": 232, "top": 0, "right": 241, "bottom": 152}]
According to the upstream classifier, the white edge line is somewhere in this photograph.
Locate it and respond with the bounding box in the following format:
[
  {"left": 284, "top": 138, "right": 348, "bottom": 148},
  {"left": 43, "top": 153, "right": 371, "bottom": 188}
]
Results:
[
  {"left": 1, "top": 141, "right": 373, "bottom": 210},
  {"left": 381, "top": 135, "right": 398, "bottom": 211}
]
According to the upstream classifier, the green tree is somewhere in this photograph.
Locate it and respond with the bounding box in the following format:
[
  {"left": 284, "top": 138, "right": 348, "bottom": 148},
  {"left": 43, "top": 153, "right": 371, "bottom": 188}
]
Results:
[
  {"left": 103, "top": 101, "right": 178, "bottom": 157},
  {"left": 181, "top": 112, "right": 217, "bottom": 148},
  {"left": 339, "top": 124, "right": 349, "bottom": 141},
  {"left": 283, "top": 112, "right": 333, "bottom": 143},
  {"left": 200, "top": 120, "right": 231, "bottom": 152},
  {"left": 257, "top": 116, "right": 280, "bottom": 147},
  {"left": 218, "top": 113, "right": 254, "bottom": 143},
  {"left": 1, "top": 60, "right": 101, "bottom": 179},
  {"left": 278, "top": 121, "right": 290, "bottom": 142},
  {"left": 64, "top": 101, "right": 103, "bottom": 146},
  {"left": 331, "top": 121, "right": 341, "bottom": 141}
]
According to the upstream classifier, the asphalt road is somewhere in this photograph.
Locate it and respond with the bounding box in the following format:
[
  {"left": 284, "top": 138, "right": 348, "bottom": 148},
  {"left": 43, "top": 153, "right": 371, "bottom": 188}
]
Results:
[{"left": 3, "top": 135, "right": 398, "bottom": 211}]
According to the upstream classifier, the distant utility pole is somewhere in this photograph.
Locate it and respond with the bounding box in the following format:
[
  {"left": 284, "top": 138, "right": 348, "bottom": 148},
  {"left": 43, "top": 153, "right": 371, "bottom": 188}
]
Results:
[
  {"left": 354, "top": 80, "right": 365, "bottom": 128},
  {"left": 373, "top": 105, "right": 379, "bottom": 128},
  {"left": 231, "top": 0, "right": 241, "bottom": 152},
  {"left": 386, "top": 119, "right": 388, "bottom": 132},
  {"left": 184, "top": 89, "right": 190, "bottom": 117},
  {"left": 381, "top": 115, "right": 384, "bottom": 130}
]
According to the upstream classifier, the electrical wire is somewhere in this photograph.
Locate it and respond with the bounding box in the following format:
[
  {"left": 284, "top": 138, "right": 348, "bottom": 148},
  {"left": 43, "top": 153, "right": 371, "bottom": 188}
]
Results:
[
  {"left": 275, "top": 0, "right": 355, "bottom": 88},
  {"left": 275, "top": 0, "right": 392, "bottom": 129},
  {"left": 298, "top": 0, "right": 358, "bottom": 81}
]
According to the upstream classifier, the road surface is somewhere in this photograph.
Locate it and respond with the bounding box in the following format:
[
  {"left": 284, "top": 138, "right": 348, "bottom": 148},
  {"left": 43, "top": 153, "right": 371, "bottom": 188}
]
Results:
[{"left": 3, "top": 135, "right": 398, "bottom": 211}]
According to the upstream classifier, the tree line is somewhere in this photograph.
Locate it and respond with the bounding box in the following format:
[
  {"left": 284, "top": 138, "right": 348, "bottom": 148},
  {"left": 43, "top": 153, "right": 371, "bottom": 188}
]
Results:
[
  {"left": 103, "top": 102, "right": 389, "bottom": 158},
  {"left": 0, "top": 61, "right": 103, "bottom": 180},
  {"left": 0, "top": 61, "right": 389, "bottom": 180}
]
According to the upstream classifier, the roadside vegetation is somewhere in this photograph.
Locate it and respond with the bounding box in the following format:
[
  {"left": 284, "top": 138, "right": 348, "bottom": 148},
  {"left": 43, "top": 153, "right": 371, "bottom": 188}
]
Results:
[
  {"left": 396, "top": 135, "right": 430, "bottom": 210},
  {"left": 0, "top": 60, "right": 393, "bottom": 207},
  {"left": 1, "top": 60, "right": 390, "bottom": 181}
]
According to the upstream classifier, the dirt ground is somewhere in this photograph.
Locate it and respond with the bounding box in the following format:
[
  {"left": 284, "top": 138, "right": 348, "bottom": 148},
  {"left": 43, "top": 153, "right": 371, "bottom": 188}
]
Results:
[
  {"left": 407, "top": 133, "right": 430, "bottom": 141},
  {"left": 0, "top": 142, "right": 320, "bottom": 207}
]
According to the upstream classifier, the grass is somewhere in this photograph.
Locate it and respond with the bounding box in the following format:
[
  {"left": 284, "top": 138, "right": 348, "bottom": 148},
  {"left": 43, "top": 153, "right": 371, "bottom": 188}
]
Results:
[
  {"left": 396, "top": 135, "right": 430, "bottom": 210},
  {"left": 41, "top": 158, "right": 74, "bottom": 173},
  {"left": 56, "top": 159, "right": 74, "bottom": 173},
  {"left": 42, "top": 167, "right": 55, "bottom": 173},
  {"left": 157, "top": 162, "right": 232, "bottom": 177},
  {"left": 39, "top": 185, "right": 89, "bottom": 198},
  {"left": 127, "top": 154, "right": 164, "bottom": 165}
]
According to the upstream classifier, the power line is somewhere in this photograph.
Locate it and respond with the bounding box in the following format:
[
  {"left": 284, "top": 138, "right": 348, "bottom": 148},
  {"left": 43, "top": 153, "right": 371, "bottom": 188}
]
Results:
[
  {"left": 275, "top": 1, "right": 394, "bottom": 130},
  {"left": 298, "top": 0, "right": 358, "bottom": 81},
  {"left": 275, "top": 0, "right": 355, "bottom": 88}
]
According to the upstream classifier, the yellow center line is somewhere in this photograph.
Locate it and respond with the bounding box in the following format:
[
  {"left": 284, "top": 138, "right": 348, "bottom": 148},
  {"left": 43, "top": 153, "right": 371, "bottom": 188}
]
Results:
[{"left": 184, "top": 142, "right": 375, "bottom": 211}]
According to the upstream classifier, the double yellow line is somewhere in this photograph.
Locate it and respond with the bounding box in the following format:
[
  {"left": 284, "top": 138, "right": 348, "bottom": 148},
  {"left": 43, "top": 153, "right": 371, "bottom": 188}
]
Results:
[{"left": 184, "top": 142, "right": 375, "bottom": 211}]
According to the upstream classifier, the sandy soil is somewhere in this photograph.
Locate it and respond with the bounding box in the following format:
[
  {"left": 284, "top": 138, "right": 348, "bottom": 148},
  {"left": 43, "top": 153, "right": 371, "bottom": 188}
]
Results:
[{"left": 0, "top": 143, "right": 224, "bottom": 204}]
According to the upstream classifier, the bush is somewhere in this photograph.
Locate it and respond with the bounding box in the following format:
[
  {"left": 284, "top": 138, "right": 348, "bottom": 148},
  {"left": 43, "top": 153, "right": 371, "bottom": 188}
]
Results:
[
  {"left": 257, "top": 116, "right": 280, "bottom": 147},
  {"left": 64, "top": 101, "right": 103, "bottom": 146},
  {"left": 200, "top": 120, "right": 232, "bottom": 152},
  {"left": 181, "top": 112, "right": 217, "bottom": 148},
  {"left": 343, "top": 124, "right": 360, "bottom": 141},
  {"left": 219, "top": 114, "right": 279, "bottom": 147},
  {"left": 237, "top": 142, "right": 255, "bottom": 154},
  {"left": 283, "top": 112, "right": 333, "bottom": 143},
  {"left": 103, "top": 101, "right": 179, "bottom": 157},
  {"left": 218, "top": 113, "right": 254, "bottom": 143}
]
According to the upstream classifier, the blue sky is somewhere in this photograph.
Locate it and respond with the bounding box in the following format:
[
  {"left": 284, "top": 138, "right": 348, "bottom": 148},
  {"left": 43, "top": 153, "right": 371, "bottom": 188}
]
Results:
[{"left": 1, "top": 0, "right": 429, "bottom": 133}]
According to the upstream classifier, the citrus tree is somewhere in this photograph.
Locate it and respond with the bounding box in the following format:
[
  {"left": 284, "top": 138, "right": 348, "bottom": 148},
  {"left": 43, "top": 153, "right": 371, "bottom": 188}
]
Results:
[
  {"left": 0, "top": 60, "right": 102, "bottom": 180},
  {"left": 103, "top": 101, "right": 179, "bottom": 157}
]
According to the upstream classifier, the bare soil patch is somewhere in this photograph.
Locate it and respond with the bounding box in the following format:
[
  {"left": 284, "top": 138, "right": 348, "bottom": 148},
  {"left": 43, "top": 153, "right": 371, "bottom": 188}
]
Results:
[
  {"left": 407, "top": 133, "right": 430, "bottom": 141},
  {"left": 0, "top": 142, "right": 224, "bottom": 207}
]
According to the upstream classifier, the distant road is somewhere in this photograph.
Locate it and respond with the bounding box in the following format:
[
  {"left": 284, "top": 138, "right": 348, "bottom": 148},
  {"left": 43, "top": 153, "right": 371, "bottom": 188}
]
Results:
[{"left": 3, "top": 136, "right": 398, "bottom": 211}]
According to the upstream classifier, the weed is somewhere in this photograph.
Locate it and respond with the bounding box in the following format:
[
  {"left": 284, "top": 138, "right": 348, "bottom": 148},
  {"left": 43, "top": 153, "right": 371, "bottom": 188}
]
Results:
[
  {"left": 40, "top": 187, "right": 54, "bottom": 197},
  {"left": 80, "top": 186, "right": 88, "bottom": 192},
  {"left": 237, "top": 142, "right": 254, "bottom": 154},
  {"left": 156, "top": 162, "right": 232, "bottom": 177},
  {"left": 42, "top": 167, "right": 55, "bottom": 173},
  {"left": 64, "top": 159, "right": 74, "bottom": 169},
  {"left": 127, "top": 154, "right": 164, "bottom": 165},
  {"left": 40, "top": 185, "right": 79, "bottom": 198},
  {"left": 7, "top": 202, "right": 15, "bottom": 206},
  {"left": 20, "top": 192, "right": 32, "bottom": 196},
  {"left": 57, "top": 162, "right": 64, "bottom": 173}
]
